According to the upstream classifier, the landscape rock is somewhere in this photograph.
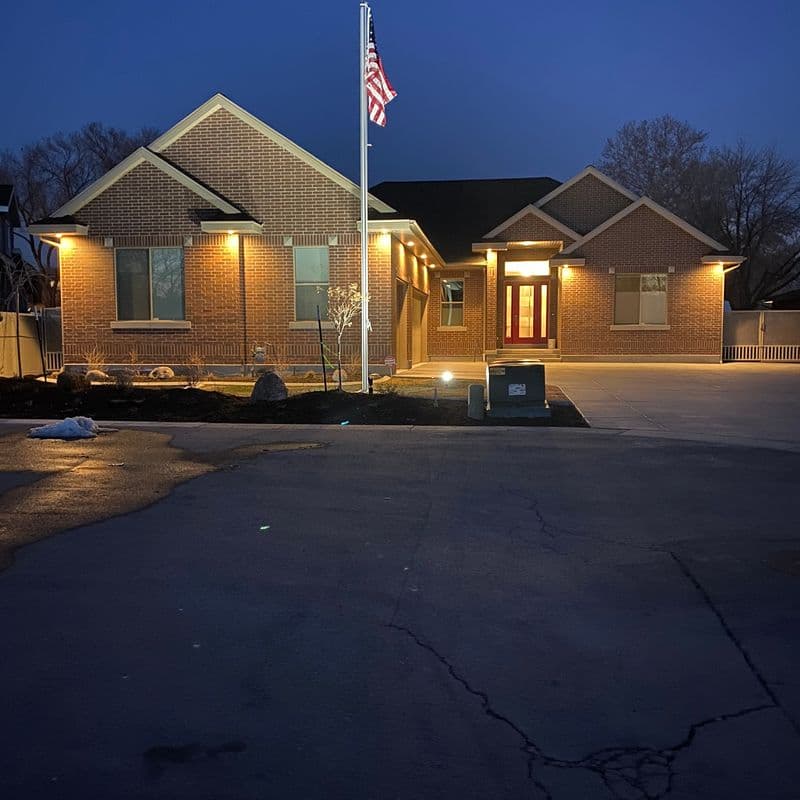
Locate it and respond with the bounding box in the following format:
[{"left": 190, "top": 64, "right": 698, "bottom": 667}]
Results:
[
  {"left": 56, "top": 371, "right": 90, "bottom": 392},
  {"left": 250, "top": 371, "right": 288, "bottom": 403},
  {"left": 149, "top": 366, "right": 175, "bottom": 381},
  {"left": 85, "top": 369, "right": 109, "bottom": 383},
  {"left": 329, "top": 368, "right": 345, "bottom": 387}
]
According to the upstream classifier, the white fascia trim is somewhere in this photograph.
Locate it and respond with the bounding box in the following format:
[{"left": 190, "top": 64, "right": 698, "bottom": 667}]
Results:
[
  {"left": 550, "top": 257, "right": 585, "bottom": 266},
  {"left": 148, "top": 94, "right": 396, "bottom": 214},
  {"left": 27, "top": 223, "right": 89, "bottom": 236},
  {"left": 363, "top": 218, "right": 446, "bottom": 267},
  {"left": 560, "top": 197, "right": 728, "bottom": 255},
  {"left": 52, "top": 148, "right": 240, "bottom": 218},
  {"left": 472, "top": 242, "right": 509, "bottom": 251},
  {"left": 701, "top": 255, "right": 745, "bottom": 265},
  {"left": 535, "top": 165, "right": 639, "bottom": 209},
  {"left": 482, "top": 203, "right": 580, "bottom": 241},
  {"left": 200, "top": 220, "right": 264, "bottom": 234}
]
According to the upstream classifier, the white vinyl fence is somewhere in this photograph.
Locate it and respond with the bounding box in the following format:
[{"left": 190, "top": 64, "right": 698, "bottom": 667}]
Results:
[{"left": 723, "top": 311, "right": 800, "bottom": 362}]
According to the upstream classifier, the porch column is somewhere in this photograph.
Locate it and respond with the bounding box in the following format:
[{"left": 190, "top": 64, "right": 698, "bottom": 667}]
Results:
[{"left": 485, "top": 249, "right": 498, "bottom": 354}]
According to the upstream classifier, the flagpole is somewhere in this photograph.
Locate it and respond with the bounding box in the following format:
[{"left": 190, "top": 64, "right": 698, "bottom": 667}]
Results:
[{"left": 359, "top": 2, "right": 370, "bottom": 393}]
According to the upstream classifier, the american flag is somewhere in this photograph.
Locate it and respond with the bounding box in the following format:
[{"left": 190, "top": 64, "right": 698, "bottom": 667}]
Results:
[{"left": 365, "top": 11, "right": 396, "bottom": 127}]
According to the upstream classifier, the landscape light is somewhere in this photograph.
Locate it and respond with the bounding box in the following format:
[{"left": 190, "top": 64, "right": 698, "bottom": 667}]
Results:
[{"left": 441, "top": 370, "right": 454, "bottom": 383}]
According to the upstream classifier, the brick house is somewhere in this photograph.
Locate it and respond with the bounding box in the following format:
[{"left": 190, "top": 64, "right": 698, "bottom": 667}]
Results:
[{"left": 30, "top": 95, "right": 742, "bottom": 373}]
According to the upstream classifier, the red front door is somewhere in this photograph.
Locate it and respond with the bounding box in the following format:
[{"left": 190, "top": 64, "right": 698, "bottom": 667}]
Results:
[{"left": 504, "top": 281, "right": 549, "bottom": 345}]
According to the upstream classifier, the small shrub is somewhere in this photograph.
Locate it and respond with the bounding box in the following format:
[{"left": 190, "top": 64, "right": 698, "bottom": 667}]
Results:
[
  {"left": 184, "top": 352, "right": 207, "bottom": 387},
  {"left": 111, "top": 368, "right": 134, "bottom": 390},
  {"left": 82, "top": 345, "right": 106, "bottom": 373}
]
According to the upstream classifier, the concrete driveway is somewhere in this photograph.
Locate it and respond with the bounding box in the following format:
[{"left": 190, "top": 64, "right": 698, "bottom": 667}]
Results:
[
  {"left": 0, "top": 421, "right": 799, "bottom": 799},
  {"left": 547, "top": 363, "right": 800, "bottom": 449}
]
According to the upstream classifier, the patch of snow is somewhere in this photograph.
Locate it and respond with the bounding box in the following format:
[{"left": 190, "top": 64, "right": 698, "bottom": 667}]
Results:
[{"left": 28, "top": 416, "right": 99, "bottom": 440}]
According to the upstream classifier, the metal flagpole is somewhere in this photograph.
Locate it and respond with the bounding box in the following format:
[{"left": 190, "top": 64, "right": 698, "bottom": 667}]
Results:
[{"left": 359, "top": 2, "right": 370, "bottom": 393}]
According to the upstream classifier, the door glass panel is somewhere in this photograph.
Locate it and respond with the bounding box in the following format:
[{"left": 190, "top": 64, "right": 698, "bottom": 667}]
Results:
[
  {"left": 540, "top": 284, "right": 548, "bottom": 338},
  {"left": 519, "top": 285, "right": 534, "bottom": 339},
  {"left": 505, "top": 284, "right": 512, "bottom": 340}
]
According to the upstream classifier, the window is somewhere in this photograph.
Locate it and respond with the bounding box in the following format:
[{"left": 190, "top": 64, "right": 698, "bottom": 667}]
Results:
[
  {"left": 115, "top": 247, "right": 184, "bottom": 320},
  {"left": 440, "top": 278, "right": 464, "bottom": 326},
  {"left": 294, "top": 246, "right": 329, "bottom": 320},
  {"left": 614, "top": 273, "right": 667, "bottom": 325}
]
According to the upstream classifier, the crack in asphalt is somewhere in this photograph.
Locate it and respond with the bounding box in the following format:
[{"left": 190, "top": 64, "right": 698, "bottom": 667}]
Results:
[
  {"left": 669, "top": 551, "right": 800, "bottom": 740},
  {"left": 388, "top": 621, "right": 774, "bottom": 799}
]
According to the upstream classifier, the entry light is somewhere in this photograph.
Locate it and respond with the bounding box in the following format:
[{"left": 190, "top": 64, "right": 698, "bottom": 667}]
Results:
[
  {"left": 441, "top": 370, "right": 454, "bottom": 383},
  {"left": 406, "top": 240, "right": 414, "bottom": 247}
]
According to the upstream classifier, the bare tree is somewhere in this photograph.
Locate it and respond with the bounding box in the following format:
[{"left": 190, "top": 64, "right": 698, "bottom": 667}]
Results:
[
  {"left": 600, "top": 118, "right": 800, "bottom": 308},
  {"left": 326, "top": 283, "right": 368, "bottom": 390},
  {"left": 599, "top": 115, "right": 708, "bottom": 216},
  {"left": 704, "top": 143, "right": 800, "bottom": 308},
  {"left": 0, "top": 122, "right": 159, "bottom": 306}
]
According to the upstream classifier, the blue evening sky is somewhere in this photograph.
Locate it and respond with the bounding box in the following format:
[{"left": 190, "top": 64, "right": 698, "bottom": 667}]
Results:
[{"left": 5, "top": 0, "right": 799, "bottom": 185}]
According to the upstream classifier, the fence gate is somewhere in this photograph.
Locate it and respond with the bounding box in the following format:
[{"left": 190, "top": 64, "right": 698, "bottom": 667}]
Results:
[{"left": 723, "top": 310, "right": 800, "bottom": 362}]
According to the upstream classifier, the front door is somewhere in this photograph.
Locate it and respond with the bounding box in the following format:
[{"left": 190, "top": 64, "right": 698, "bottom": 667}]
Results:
[{"left": 504, "top": 281, "right": 548, "bottom": 345}]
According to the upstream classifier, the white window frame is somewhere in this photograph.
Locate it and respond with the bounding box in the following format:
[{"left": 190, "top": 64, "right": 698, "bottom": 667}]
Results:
[
  {"left": 114, "top": 246, "right": 185, "bottom": 321},
  {"left": 440, "top": 277, "right": 465, "bottom": 328},
  {"left": 293, "top": 245, "right": 330, "bottom": 322}
]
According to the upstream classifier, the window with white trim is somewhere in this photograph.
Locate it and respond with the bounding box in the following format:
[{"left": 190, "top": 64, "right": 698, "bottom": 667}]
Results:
[
  {"left": 440, "top": 278, "right": 464, "bottom": 326},
  {"left": 614, "top": 273, "right": 667, "bottom": 325},
  {"left": 294, "top": 246, "right": 329, "bottom": 320},
  {"left": 115, "top": 247, "right": 184, "bottom": 321}
]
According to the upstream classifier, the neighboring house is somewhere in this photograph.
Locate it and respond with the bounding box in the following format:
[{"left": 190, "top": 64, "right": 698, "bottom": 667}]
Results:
[
  {"left": 30, "top": 95, "right": 743, "bottom": 373},
  {"left": 0, "top": 185, "right": 22, "bottom": 307}
]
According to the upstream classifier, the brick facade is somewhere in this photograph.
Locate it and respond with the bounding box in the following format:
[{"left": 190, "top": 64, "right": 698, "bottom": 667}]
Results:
[
  {"left": 53, "top": 96, "right": 728, "bottom": 368},
  {"left": 61, "top": 105, "right": 395, "bottom": 372},
  {"left": 559, "top": 205, "right": 723, "bottom": 359},
  {"left": 541, "top": 173, "right": 633, "bottom": 235},
  {"left": 427, "top": 269, "right": 484, "bottom": 360}
]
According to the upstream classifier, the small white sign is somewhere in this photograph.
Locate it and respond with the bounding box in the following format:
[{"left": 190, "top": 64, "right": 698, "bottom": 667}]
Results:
[{"left": 508, "top": 383, "right": 527, "bottom": 397}]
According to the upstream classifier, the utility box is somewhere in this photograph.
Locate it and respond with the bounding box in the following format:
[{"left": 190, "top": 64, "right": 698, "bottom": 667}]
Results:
[{"left": 486, "top": 360, "right": 550, "bottom": 418}]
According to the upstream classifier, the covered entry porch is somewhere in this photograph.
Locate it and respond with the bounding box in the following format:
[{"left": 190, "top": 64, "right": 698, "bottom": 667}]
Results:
[{"left": 474, "top": 240, "right": 583, "bottom": 358}]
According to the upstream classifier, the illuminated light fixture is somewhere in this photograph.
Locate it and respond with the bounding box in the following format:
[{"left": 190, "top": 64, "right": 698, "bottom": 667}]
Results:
[
  {"left": 379, "top": 232, "right": 392, "bottom": 249},
  {"left": 519, "top": 240, "right": 536, "bottom": 246},
  {"left": 562, "top": 265, "right": 572, "bottom": 278},
  {"left": 505, "top": 260, "right": 550, "bottom": 278},
  {"left": 59, "top": 237, "right": 75, "bottom": 252},
  {"left": 226, "top": 233, "right": 239, "bottom": 252},
  {"left": 406, "top": 240, "right": 414, "bottom": 247},
  {"left": 441, "top": 370, "right": 454, "bottom": 383},
  {"left": 421, "top": 254, "right": 427, "bottom": 260}
]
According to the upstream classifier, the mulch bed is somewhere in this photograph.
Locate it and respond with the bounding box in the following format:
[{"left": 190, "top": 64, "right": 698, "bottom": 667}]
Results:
[{"left": 0, "top": 378, "right": 587, "bottom": 427}]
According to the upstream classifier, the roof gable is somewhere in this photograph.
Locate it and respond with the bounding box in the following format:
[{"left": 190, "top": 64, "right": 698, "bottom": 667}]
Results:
[
  {"left": 561, "top": 196, "right": 728, "bottom": 254},
  {"left": 149, "top": 94, "right": 394, "bottom": 213},
  {"left": 52, "top": 148, "right": 240, "bottom": 218},
  {"left": 482, "top": 203, "right": 579, "bottom": 241},
  {"left": 535, "top": 165, "right": 638, "bottom": 209}
]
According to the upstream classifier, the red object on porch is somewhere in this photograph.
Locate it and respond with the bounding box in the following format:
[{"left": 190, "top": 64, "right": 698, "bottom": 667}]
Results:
[{"left": 504, "top": 280, "right": 548, "bottom": 345}]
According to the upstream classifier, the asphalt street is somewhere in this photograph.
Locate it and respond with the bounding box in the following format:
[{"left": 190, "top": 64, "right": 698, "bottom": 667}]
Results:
[{"left": 1, "top": 421, "right": 799, "bottom": 799}]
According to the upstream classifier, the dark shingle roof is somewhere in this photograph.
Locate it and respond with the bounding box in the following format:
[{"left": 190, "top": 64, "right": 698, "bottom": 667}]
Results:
[{"left": 370, "top": 176, "right": 560, "bottom": 262}]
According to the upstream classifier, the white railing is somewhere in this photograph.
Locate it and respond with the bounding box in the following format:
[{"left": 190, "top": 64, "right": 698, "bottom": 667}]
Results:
[{"left": 46, "top": 351, "right": 63, "bottom": 372}]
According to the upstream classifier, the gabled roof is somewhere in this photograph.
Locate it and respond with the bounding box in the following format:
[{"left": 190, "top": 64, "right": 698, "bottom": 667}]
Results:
[
  {"left": 482, "top": 203, "right": 580, "bottom": 241},
  {"left": 370, "top": 176, "right": 559, "bottom": 262},
  {"left": 560, "top": 196, "right": 728, "bottom": 254},
  {"left": 52, "top": 148, "right": 242, "bottom": 218},
  {"left": 534, "top": 165, "right": 638, "bottom": 209},
  {"left": 148, "top": 93, "right": 395, "bottom": 214}
]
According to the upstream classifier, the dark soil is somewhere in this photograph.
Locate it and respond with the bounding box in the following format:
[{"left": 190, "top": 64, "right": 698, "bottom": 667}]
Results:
[{"left": 0, "top": 378, "right": 587, "bottom": 427}]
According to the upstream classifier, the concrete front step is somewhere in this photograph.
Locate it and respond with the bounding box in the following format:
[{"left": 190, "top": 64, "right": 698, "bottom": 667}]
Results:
[{"left": 493, "top": 350, "right": 561, "bottom": 362}]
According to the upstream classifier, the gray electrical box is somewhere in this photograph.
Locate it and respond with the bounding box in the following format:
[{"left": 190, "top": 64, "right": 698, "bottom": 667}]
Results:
[{"left": 486, "top": 360, "right": 550, "bottom": 418}]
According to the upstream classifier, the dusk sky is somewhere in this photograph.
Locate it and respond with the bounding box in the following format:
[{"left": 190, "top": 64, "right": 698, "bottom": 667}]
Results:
[{"left": 6, "top": 0, "right": 799, "bottom": 185}]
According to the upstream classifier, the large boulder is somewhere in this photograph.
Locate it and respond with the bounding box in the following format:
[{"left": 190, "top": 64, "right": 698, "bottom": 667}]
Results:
[
  {"left": 85, "top": 369, "right": 109, "bottom": 383},
  {"left": 56, "top": 371, "right": 89, "bottom": 392},
  {"left": 149, "top": 366, "right": 175, "bottom": 380},
  {"left": 250, "top": 371, "right": 288, "bottom": 403}
]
